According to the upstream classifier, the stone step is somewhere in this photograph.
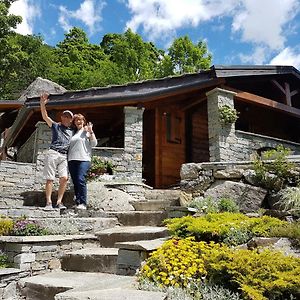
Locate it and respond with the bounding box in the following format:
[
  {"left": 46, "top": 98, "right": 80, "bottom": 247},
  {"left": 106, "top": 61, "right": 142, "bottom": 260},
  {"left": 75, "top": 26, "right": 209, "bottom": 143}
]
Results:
[
  {"left": 56, "top": 288, "right": 166, "bottom": 300},
  {"left": 144, "top": 189, "right": 180, "bottom": 201},
  {"left": 131, "top": 199, "right": 180, "bottom": 211},
  {"left": 19, "top": 271, "right": 136, "bottom": 300},
  {"left": 0, "top": 207, "right": 61, "bottom": 218},
  {"left": 61, "top": 247, "right": 118, "bottom": 273},
  {"left": 34, "top": 217, "right": 118, "bottom": 235},
  {"left": 95, "top": 226, "right": 169, "bottom": 248},
  {"left": 107, "top": 211, "right": 168, "bottom": 226}
]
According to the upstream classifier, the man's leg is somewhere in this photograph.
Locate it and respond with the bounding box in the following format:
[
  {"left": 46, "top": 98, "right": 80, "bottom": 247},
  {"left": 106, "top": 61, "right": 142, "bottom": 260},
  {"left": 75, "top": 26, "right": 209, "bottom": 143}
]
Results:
[
  {"left": 57, "top": 176, "right": 68, "bottom": 205},
  {"left": 45, "top": 180, "right": 53, "bottom": 206}
]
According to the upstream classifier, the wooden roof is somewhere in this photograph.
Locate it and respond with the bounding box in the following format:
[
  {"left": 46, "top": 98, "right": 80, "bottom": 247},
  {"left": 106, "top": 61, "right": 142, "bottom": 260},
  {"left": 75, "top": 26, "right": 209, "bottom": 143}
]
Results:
[{"left": 2, "top": 65, "right": 300, "bottom": 148}]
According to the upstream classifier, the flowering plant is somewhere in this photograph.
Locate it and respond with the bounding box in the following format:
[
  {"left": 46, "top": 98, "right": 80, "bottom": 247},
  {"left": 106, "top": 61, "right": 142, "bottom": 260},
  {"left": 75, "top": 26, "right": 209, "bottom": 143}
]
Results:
[
  {"left": 12, "top": 218, "right": 48, "bottom": 236},
  {"left": 86, "top": 156, "right": 114, "bottom": 181}
]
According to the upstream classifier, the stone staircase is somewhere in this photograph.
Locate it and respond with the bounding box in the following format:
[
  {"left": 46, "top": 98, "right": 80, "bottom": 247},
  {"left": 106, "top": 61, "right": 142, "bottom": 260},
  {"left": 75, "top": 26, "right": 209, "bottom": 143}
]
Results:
[{"left": 0, "top": 188, "right": 181, "bottom": 299}]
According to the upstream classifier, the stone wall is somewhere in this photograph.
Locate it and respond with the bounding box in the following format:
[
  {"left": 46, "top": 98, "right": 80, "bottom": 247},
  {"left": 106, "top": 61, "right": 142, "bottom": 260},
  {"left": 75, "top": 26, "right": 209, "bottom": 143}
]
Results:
[
  {"left": 0, "top": 161, "right": 36, "bottom": 205},
  {"left": 0, "top": 235, "right": 99, "bottom": 274},
  {"left": 206, "top": 88, "right": 300, "bottom": 162}
]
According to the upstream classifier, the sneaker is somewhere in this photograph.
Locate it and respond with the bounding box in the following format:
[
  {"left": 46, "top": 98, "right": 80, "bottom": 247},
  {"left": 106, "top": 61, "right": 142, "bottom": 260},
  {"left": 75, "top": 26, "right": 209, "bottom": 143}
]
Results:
[
  {"left": 44, "top": 204, "right": 53, "bottom": 210},
  {"left": 77, "top": 204, "right": 87, "bottom": 210},
  {"left": 55, "top": 203, "right": 67, "bottom": 210}
]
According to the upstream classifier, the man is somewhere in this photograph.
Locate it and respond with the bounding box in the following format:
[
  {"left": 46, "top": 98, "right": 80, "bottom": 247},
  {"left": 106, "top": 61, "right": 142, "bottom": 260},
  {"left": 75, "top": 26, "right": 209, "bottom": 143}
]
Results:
[{"left": 40, "top": 93, "right": 74, "bottom": 209}]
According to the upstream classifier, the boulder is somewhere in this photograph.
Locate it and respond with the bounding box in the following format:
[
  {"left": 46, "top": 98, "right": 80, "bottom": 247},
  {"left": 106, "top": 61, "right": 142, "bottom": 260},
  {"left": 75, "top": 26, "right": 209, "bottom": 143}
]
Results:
[
  {"left": 204, "top": 180, "right": 267, "bottom": 212},
  {"left": 87, "top": 182, "right": 135, "bottom": 211}
]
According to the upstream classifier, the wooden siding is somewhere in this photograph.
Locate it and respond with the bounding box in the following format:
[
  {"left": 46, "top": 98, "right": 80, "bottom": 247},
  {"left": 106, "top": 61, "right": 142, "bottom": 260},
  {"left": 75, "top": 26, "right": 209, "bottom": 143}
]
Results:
[{"left": 187, "top": 101, "right": 209, "bottom": 162}]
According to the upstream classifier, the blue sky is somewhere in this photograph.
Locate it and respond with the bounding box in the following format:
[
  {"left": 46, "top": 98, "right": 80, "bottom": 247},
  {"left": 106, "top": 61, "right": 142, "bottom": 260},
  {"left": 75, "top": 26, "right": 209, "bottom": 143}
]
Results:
[{"left": 9, "top": 0, "right": 300, "bottom": 69}]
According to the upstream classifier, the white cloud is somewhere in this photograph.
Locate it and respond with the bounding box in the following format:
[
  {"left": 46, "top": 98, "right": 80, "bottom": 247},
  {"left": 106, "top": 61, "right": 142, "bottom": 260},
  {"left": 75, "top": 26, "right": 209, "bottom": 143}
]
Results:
[
  {"left": 124, "top": 0, "right": 299, "bottom": 63},
  {"left": 58, "top": 0, "right": 106, "bottom": 34},
  {"left": 9, "top": 0, "right": 40, "bottom": 35},
  {"left": 125, "top": 0, "right": 239, "bottom": 41},
  {"left": 232, "top": 0, "right": 299, "bottom": 50},
  {"left": 239, "top": 46, "right": 269, "bottom": 65},
  {"left": 269, "top": 47, "right": 300, "bottom": 69}
]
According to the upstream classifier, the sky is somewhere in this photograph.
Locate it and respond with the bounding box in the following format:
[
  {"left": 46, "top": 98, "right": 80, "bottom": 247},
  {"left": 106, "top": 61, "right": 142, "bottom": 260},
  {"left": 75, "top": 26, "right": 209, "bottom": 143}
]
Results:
[{"left": 9, "top": 0, "right": 300, "bottom": 69}]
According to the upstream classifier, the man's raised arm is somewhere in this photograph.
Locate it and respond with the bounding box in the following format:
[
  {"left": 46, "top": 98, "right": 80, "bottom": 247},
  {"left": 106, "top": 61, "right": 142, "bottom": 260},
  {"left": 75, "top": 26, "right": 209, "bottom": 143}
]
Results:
[{"left": 40, "top": 93, "right": 54, "bottom": 127}]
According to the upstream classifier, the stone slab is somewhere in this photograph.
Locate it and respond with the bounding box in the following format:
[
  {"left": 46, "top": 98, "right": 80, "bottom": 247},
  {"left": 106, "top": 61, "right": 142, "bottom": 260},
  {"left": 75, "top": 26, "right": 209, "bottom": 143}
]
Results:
[
  {"left": 20, "top": 271, "right": 136, "bottom": 300},
  {"left": 115, "top": 238, "right": 167, "bottom": 251},
  {"left": 0, "top": 234, "right": 97, "bottom": 243},
  {"left": 56, "top": 288, "right": 166, "bottom": 300}
]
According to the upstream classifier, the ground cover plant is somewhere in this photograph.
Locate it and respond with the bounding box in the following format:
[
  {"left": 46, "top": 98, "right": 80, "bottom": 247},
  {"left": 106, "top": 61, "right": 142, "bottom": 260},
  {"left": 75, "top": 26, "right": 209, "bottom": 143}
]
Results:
[
  {"left": 139, "top": 237, "right": 300, "bottom": 300},
  {"left": 138, "top": 211, "right": 300, "bottom": 299},
  {"left": 164, "top": 212, "right": 288, "bottom": 246}
]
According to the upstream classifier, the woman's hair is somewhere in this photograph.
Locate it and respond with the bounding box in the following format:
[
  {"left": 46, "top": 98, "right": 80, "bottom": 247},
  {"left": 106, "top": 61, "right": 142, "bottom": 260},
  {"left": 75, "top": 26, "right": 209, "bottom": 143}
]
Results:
[{"left": 72, "top": 113, "right": 87, "bottom": 126}]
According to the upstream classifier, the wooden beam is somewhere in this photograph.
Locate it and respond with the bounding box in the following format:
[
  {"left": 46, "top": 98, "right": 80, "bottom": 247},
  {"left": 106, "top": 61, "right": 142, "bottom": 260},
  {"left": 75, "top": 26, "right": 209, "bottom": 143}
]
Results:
[
  {"left": 181, "top": 96, "right": 207, "bottom": 111},
  {"left": 285, "top": 82, "right": 292, "bottom": 106},
  {"left": 235, "top": 91, "right": 300, "bottom": 119}
]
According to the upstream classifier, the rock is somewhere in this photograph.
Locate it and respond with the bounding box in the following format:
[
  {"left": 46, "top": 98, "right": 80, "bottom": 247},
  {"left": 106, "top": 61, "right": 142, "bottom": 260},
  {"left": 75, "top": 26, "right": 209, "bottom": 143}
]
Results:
[
  {"left": 179, "top": 191, "right": 193, "bottom": 207},
  {"left": 180, "top": 163, "right": 199, "bottom": 180},
  {"left": 213, "top": 168, "right": 243, "bottom": 179},
  {"left": 87, "top": 182, "right": 135, "bottom": 211},
  {"left": 204, "top": 180, "right": 267, "bottom": 213},
  {"left": 243, "top": 169, "right": 257, "bottom": 185}
]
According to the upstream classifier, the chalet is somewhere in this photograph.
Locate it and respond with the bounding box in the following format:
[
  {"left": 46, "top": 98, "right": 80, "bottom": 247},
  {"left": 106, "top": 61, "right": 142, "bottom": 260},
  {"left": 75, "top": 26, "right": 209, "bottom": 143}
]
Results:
[{"left": 1, "top": 65, "right": 300, "bottom": 189}]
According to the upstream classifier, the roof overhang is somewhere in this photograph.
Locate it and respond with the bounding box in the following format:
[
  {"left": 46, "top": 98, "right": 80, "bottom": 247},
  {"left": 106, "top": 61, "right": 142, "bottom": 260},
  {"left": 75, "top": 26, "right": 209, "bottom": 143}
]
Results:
[{"left": 235, "top": 91, "right": 300, "bottom": 119}]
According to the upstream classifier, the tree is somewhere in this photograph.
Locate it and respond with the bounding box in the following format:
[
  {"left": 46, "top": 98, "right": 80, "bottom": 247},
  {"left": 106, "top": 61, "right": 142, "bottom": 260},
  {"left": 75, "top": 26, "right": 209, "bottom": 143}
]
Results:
[
  {"left": 49, "top": 27, "right": 110, "bottom": 90},
  {"left": 167, "top": 36, "right": 212, "bottom": 74},
  {"left": 0, "top": 0, "right": 22, "bottom": 99},
  {"left": 100, "top": 29, "right": 162, "bottom": 82}
]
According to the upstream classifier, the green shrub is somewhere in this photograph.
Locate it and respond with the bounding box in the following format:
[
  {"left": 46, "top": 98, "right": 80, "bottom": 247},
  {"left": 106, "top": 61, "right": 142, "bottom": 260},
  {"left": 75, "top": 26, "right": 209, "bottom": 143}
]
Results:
[
  {"left": 277, "top": 187, "right": 300, "bottom": 216},
  {"left": 137, "top": 277, "right": 242, "bottom": 300},
  {"left": 252, "top": 145, "right": 300, "bottom": 192},
  {"left": 188, "top": 197, "right": 239, "bottom": 214},
  {"left": 165, "top": 213, "right": 287, "bottom": 245},
  {"left": 140, "top": 238, "right": 300, "bottom": 300},
  {"left": 12, "top": 218, "right": 48, "bottom": 236},
  {"left": 86, "top": 156, "right": 114, "bottom": 181},
  {"left": 188, "top": 196, "right": 218, "bottom": 214},
  {"left": 0, "top": 217, "right": 14, "bottom": 236},
  {"left": 218, "top": 198, "right": 239, "bottom": 213},
  {"left": 219, "top": 105, "right": 239, "bottom": 125},
  {"left": 0, "top": 253, "right": 11, "bottom": 268},
  {"left": 269, "top": 221, "right": 300, "bottom": 248}
]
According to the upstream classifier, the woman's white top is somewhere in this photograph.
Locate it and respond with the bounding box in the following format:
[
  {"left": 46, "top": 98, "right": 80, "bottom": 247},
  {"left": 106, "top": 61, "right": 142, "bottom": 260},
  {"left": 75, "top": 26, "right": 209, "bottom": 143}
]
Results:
[{"left": 68, "top": 129, "right": 97, "bottom": 161}]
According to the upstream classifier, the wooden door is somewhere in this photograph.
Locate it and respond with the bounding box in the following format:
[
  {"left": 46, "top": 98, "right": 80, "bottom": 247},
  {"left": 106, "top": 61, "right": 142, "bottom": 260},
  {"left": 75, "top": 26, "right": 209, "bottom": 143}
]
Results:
[{"left": 155, "top": 105, "right": 185, "bottom": 187}]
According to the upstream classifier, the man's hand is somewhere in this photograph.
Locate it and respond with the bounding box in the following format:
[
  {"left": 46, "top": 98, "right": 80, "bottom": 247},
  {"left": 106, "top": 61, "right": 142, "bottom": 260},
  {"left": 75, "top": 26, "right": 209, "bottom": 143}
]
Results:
[
  {"left": 40, "top": 92, "right": 49, "bottom": 106},
  {"left": 40, "top": 92, "right": 53, "bottom": 127}
]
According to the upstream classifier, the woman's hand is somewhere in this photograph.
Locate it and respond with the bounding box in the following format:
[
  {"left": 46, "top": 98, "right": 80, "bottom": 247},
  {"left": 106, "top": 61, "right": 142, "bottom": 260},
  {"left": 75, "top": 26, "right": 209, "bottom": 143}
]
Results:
[{"left": 85, "top": 122, "right": 93, "bottom": 133}]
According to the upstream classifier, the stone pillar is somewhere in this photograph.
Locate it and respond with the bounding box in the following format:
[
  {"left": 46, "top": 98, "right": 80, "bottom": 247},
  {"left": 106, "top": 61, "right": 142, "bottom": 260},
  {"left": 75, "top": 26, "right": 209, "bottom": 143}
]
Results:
[
  {"left": 206, "top": 88, "right": 237, "bottom": 162},
  {"left": 34, "top": 122, "right": 52, "bottom": 189},
  {"left": 124, "top": 106, "right": 145, "bottom": 181}
]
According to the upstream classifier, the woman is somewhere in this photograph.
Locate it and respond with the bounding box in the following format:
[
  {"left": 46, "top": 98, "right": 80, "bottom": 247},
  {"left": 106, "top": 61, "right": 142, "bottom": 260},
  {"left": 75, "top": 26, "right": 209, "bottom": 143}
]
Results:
[{"left": 68, "top": 114, "right": 97, "bottom": 209}]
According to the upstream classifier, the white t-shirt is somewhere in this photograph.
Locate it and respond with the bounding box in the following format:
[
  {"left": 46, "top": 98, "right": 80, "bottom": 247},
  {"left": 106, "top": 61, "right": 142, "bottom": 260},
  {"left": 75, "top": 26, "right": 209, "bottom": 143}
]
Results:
[{"left": 68, "top": 129, "right": 97, "bottom": 161}]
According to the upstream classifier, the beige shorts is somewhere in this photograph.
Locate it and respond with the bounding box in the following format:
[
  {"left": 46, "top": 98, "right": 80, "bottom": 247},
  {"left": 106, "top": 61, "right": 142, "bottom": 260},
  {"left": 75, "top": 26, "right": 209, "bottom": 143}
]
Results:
[{"left": 43, "top": 149, "right": 68, "bottom": 180}]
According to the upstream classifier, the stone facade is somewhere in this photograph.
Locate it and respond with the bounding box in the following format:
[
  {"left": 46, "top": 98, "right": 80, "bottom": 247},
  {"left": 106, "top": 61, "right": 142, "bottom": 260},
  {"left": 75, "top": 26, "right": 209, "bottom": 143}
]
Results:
[
  {"left": 206, "top": 88, "right": 300, "bottom": 162},
  {"left": 0, "top": 106, "right": 145, "bottom": 202}
]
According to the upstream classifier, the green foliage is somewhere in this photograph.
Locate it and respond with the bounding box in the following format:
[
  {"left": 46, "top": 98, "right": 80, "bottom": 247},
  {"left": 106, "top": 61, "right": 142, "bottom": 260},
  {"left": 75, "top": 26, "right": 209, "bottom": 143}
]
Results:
[
  {"left": 0, "top": 216, "right": 13, "bottom": 235},
  {"left": 140, "top": 238, "right": 300, "bottom": 300},
  {"left": 0, "top": 252, "right": 11, "bottom": 268},
  {"left": 188, "top": 196, "right": 218, "bottom": 214},
  {"left": 252, "top": 145, "right": 300, "bottom": 192},
  {"left": 12, "top": 217, "right": 48, "bottom": 236},
  {"left": 277, "top": 187, "right": 300, "bottom": 216},
  {"left": 218, "top": 105, "right": 239, "bottom": 125},
  {"left": 269, "top": 221, "right": 300, "bottom": 248},
  {"left": 165, "top": 213, "right": 287, "bottom": 245},
  {"left": 86, "top": 156, "right": 114, "bottom": 181},
  {"left": 189, "top": 197, "right": 239, "bottom": 214},
  {"left": 168, "top": 36, "right": 212, "bottom": 74},
  {"left": 137, "top": 277, "right": 242, "bottom": 300}
]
